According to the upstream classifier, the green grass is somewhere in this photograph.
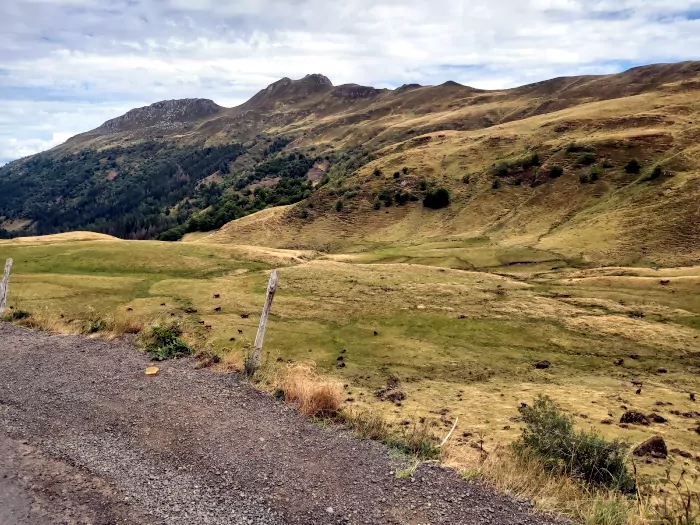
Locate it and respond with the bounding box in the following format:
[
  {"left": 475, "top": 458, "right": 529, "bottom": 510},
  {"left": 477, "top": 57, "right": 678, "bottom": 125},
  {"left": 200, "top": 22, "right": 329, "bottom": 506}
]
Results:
[{"left": 1, "top": 236, "right": 699, "bottom": 500}]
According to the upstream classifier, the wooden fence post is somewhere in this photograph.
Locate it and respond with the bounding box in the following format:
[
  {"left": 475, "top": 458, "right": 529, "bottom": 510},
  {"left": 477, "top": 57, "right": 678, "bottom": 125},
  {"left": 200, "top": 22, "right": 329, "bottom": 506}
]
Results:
[
  {"left": 250, "top": 269, "right": 278, "bottom": 371},
  {"left": 0, "top": 258, "right": 13, "bottom": 317}
]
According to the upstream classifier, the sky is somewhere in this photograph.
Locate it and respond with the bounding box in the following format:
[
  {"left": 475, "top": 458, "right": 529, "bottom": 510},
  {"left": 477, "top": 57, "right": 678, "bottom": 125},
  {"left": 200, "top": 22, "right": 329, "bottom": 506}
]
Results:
[{"left": 1, "top": 0, "right": 700, "bottom": 165}]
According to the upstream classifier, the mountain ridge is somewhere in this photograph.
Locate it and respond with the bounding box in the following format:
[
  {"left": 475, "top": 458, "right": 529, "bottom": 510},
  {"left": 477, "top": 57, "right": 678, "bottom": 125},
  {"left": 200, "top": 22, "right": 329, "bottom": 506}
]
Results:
[{"left": 2, "top": 60, "right": 700, "bottom": 265}]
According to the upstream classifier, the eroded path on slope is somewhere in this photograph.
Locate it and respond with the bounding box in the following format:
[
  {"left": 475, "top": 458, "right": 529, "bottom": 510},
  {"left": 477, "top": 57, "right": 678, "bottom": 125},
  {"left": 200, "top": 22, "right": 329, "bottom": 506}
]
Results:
[{"left": 0, "top": 323, "right": 558, "bottom": 525}]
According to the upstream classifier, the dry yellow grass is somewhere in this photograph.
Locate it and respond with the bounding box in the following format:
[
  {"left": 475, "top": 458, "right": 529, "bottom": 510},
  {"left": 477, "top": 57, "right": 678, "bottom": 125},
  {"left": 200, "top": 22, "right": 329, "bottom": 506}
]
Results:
[
  {"left": 276, "top": 363, "right": 343, "bottom": 418},
  {"left": 0, "top": 231, "right": 119, "bottom": 245}
]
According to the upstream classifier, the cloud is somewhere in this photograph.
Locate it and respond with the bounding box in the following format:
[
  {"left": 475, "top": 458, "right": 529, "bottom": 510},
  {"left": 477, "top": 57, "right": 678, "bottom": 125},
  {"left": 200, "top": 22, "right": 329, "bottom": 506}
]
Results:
[{"left": 1, "top": 0, "right": 700, "bottom": 163}]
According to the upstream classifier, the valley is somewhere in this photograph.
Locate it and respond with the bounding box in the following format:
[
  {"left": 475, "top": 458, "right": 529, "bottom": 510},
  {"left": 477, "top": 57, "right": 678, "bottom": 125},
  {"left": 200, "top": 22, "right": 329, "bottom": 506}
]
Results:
[{"left": 2, "top": 61, "right": 700, "bottom": 523}]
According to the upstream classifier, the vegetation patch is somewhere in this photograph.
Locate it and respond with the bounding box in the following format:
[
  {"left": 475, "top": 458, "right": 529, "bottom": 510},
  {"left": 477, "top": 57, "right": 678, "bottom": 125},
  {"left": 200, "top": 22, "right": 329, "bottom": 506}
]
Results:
[{"left": 144, "top": 322, "right": 193, "bottom": 361}]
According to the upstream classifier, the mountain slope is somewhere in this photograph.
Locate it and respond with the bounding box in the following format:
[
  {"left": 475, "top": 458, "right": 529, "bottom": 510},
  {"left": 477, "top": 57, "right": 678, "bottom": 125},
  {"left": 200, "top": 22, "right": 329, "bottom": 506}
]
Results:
[{"left": 2, "top": 61, "right": 700, "bottom": 263}]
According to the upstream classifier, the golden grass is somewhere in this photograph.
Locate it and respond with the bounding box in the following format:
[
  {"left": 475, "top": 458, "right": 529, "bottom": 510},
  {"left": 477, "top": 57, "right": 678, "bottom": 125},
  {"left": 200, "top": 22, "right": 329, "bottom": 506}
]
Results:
[{"left": 276, "top": 363, "right": 343, "bottom": 418}]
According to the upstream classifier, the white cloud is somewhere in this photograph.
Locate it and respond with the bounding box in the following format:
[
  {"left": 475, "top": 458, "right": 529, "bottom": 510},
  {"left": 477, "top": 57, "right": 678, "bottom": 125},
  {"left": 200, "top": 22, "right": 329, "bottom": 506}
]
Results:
[{"left": 1, "top": 0, "right": 700, "bottom": 163}]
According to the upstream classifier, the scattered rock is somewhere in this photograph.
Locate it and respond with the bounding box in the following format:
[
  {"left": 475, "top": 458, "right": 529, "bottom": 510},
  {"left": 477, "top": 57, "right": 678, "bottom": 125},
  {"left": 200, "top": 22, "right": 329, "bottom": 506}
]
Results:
[
  {"left": 633, "top": 435, "right": 668, "bottom": 459},
  {"left": 457, "top": 314, "right": 466, "bottom": 319},
  {"left": 648, "top": 413, "right": 668, "bottom": 423},
  {"left": 632, "top": 381, "right": 643, "bottom": 387},
  {"left": 373, "top": 331, "right": 378, "bottom": 336},
  {"left": 416, "top": 304, "right": 426, "bottom": 310},
  {"left": 214, "top": 307, "right": 221, "bottom": 312},
  {"left": 691, "top": 393, "right": 696, "bottom": 402},
  {"left": 126, "top": 307, "right": 133, "bottom": 311},
  {"left": 213, "top": 294, "right": 220, "bottom": 298},
  {"left": 670, "top": 448, "right": 693, "bottom": 459},
  {"left": 534, "top": 361, "right": 551, "bottom": 369},
  {"left": 620, "top": 410, "right": 650, "bottom": 425},
  {"left": 184, "top": 307, "right": 197, "bottom": 314},
  {"left": 386, "top": 391, "right": 406, "bottom": 403},
  {"left": 656, "top": 368, "right": 668, "bottom": 374},
  {"left": 502, "top": 425, "right": 511, "bottom": 430},
  {"left": 336, "top": 362, "right": 346, "bottom": 369},
  {"left": 629, "top": 354, "right": 640, "bottom": 360},
  {"left": 601, "top": 418, "right": 613, "bottom": 425},
  {"left": 655, "top": 401, "right": 673, "bottom": 406},
  {"left": 636, "top": 388, "right": 642, "bottom": 395},
  {"left": 614, "top": 358, "right": 624, "bottom": 366},
  {"left": 337, "top": 356, "right": 344, "bottom": 361},
  {"left": 659, "top": 280, "right": 670, "bottom": 286},
  {"left": 229, "top": 337, "right": 235, "bottom": 342},
  {"left": 240, "top": 314, "right": 249, "bottom": 319},
  {"left": 340, "top": 349, "right": 347, "bottom": 354},
  {"left": 160, "top": 303, "right": 166, "bottom": 306}
]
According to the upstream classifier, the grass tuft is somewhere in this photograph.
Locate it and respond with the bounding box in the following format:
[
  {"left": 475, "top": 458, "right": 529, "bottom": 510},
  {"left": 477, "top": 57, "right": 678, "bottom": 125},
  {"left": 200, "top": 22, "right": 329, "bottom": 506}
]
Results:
[{"left": 277, "top": 363, "right": 342, "bottom": 418}]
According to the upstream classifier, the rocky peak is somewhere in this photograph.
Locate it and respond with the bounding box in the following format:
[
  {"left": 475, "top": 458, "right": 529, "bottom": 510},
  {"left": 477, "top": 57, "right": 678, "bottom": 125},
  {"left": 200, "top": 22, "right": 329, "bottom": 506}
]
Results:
[
  {"left": 96, "top": 99, "right": 223, "bottom": 133},
  {"left": 245, "top": 74, "right": 334, "bottom": 110},
  {"left": 332, "top": 84, "right": 383, "bottom": 99}
]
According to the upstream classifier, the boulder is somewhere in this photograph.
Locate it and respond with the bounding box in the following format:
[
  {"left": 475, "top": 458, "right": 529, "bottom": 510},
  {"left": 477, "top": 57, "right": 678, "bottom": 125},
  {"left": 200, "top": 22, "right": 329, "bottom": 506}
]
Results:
[
  {"left": 633, "top": 435, "right": 668, "bottom": 459},
  {"left": 620, "top": 410, "right": 650, "bottom": 425},
  {"left": 534, "top": 361, "right": 551, "bottom": 369}
]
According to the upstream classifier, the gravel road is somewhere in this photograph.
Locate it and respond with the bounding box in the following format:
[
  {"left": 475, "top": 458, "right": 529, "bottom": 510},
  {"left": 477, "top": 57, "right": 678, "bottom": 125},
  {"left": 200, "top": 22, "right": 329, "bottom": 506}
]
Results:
[{"left": 0, "top": 322, "right": 561, "bottom": 525}]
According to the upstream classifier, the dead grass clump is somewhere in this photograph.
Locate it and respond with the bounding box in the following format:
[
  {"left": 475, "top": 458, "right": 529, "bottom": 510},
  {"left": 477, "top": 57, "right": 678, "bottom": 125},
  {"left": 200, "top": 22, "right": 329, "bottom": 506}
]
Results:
[{"left": 277, "top": 363, "right": 342, "bottom": 418}]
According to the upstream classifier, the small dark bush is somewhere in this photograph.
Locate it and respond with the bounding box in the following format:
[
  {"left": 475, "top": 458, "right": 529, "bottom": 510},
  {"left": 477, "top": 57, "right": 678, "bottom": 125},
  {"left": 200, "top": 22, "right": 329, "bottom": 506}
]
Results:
[
  {"left": 625, "top": 160, "right": 641, "bottom": 174},
  {"left": 393, "top": 172, "right": 400, "bottom": 179},
  {"left": 589, "top": 168, "right": 600, "bottom": 182},
  {"left": 423, "top": 187, "right": 450, "bottom": 209},
  {"left": 384, "top": 195, "right": 393, "bottom": 207},
  {"left": 494, "top": 162, "right": 510, "bottom": 177},
  {"left": 649, "top": 165, "right": 663, "bottom": 180},
  {"left": 514, "top": 395, "right": 634, "bottom": 492},
  {"left": 402, "top": 166, "right": 409, "bottom": 175},
  {"left": 145, "top": 323, "right": 193, "bottom": 361},
  {"left": 492, "top": 179, "right": 501, "bottom": 189},
  {"left": 335, "top": 199, "right": 343, "bottom": 212},
  {"left": 373, "top": 168, "right": 382, "bottom": 177},
  {"left": 2, "top": 309, "right": 30, "bottom": 321},
  {"left": 418, "top": 180, "right": 427, "bottom": 191},
  {"left": 566, "top": 143, "right": 584, "bottom": 153},
  {"left": 300, "top": 209, "right": 309, "bottom": 219},
  {"left": 373, "top": 199, "right": 381, "bottom": 210},
  {"left": 578, "top": 152, "right": 597, "bottom": 166},
  {"left": 549, "top": 166, "right": 564, "bottom": 178},
  {"left": 527, "top": 152, "right": 541, "bottom": 167},
  {"left": 395, "top": 192, "right": 410, "bottom": 205},
  {"left": 579, "top": 174, "right": 591, "bottom": 184},
  {"left": 602, "top": 161, "right": 613, "bottom": 169},
  {"left": 462, "top": 174, "right": 471, "bottom": 184}
]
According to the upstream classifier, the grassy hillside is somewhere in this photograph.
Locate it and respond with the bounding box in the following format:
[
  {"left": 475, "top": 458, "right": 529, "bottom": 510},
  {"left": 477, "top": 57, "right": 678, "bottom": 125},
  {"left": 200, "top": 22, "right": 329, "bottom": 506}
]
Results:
[
  {"left": 3, "top": 61, "right": 700, "bottom": 263},
  {"left": 202, "top": 78, "right": 700, "bottom": 267},
  {"left": 1, "top": 235, "right": 699, "bottom": 513}
]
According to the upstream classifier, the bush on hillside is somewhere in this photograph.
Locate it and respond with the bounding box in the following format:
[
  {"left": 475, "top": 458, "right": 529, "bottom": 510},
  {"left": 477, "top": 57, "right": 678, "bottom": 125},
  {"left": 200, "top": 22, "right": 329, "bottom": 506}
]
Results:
[
  {"left": 335, "top": 199, "right": 343, "bottom": 212},
  {"left": 514, "top": 395, "right": 634, "bottom": 492},
  {"left": 373, "top": 168, "right": 382, "bottom": 177},
  {"left": 577, "top": 152, "right": 597, "bottom": 166},
  {"left": 423, "top": 187, "right": 450, "bottom": 209},
  {"left": 373, "top": 198, "right": 381, "bottom": 210},
  {"left": 549, "top": 166, "right": 564, "bottom": 178},
  {"left": 492, "top": 179, "right": 502, "bottom": 189},
  {"left": 625, "top": 160, "right": 641, "bottom": 174},
  {"left": 393, "top": 171, "right": 400, "bottom": 179},
  {"left": 145, "top": 322, "right": 193, "bottom": 361},
  {"left": 649, "top": 165, "right": 663, "bottom": 180}
]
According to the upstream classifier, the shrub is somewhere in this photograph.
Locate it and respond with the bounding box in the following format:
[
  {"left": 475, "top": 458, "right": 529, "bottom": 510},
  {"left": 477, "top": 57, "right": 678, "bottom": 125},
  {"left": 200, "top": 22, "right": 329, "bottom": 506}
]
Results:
[
  {"left": 395, "top": 191, "right": 410, "bottom": 205},
  {"left": 578, "top": 152, "right": 597, "bottom": 166},
  {"left": 423, "top": 187, "right": 450, "bottom": 209},
  {"left": 579, "top": 174, "right": 591, "bottom": 184},
  {"left": 462, "top": 174, "right": 471, "bottom": 184},
  {"left": 494, "top": 162, "right": 510, "bottom": 177},
  {"left": 335, "top": 199, "right": 343, "bottom": 212},
  {"left": 393, "top": 172, "right": 400, "bottom": 179},
  {"left": 145, "top": 322, "right": 193, "bottom": 361},
  {"left": 299, "top": 209, "right": 309, "bottom": 219},
  {"left": 549, "top": 166, "right": 564, "bottom": 178},
  {"left": 402, "top": 166, "right": 409, "bottom": 174},
  {"left": 373, "top": 198, "right": 381, "bottom": 210},
  {"left": 373, "top": 168, "right": 382, "bottom": 177},
  {"left": 514, "top": 395, "right": 634, "bottom": 492},
  {"left": 384, "top": 195, "right": 393, "bottom": 207},
  {"left": 649, "top": 165, "right": 663, "bottom": 180},
  {"left": 602, "top": 161, "right": 613, "bottom": 169},
  {"left": 418, "top": 180, "right": 427, "bottom": 191},
  {"left": 2, "top": 309, "right": 30, "bottom": 321},
  {"left": 624, "top": 160, "right": 641, "bottom": 174},
  {"left": 492, "top": 179, "right": 502, "bottom": 189},
  {"left": 589, "top": 168, "right": 600, "bottom": 182},
  {"left": 566, "top": 143, "right": 584, "bottom": 153}
]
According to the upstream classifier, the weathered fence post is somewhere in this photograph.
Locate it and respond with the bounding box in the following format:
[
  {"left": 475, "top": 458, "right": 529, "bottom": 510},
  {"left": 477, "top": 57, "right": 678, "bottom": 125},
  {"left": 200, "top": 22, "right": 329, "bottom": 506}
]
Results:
[
  {"left": 0, "top": 258, "right": 13, "bottom": 317},
  {"left": 250, "top": 269, "right": 278, "bottom": 371}
]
